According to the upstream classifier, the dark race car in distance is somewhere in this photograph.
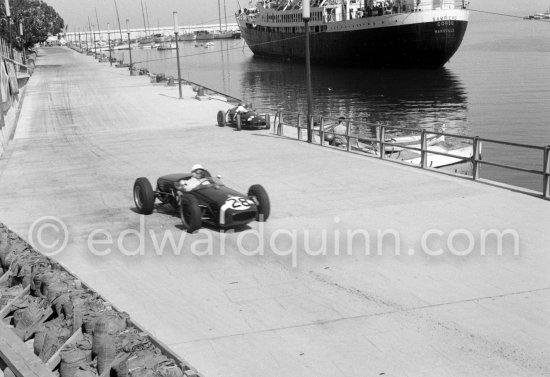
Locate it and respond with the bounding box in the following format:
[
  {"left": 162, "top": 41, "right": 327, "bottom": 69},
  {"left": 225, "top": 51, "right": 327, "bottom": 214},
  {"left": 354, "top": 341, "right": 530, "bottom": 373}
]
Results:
[
  {"left": 217, "top": 106, "right": 269, "bottom": 130},
  {"left": 133, "top": 171, "right": 270, "bottom": 233}
]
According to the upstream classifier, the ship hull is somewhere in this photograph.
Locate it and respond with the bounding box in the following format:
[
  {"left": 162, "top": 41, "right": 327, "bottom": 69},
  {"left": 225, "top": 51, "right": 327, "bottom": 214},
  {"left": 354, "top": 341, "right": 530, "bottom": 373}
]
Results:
[{"left": 238, "top": 9, "right": 468, "bottom": 68}]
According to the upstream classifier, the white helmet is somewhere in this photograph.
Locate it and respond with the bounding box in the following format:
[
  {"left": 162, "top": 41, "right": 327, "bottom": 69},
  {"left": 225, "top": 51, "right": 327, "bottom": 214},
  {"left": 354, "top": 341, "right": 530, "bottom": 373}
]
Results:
[{"left": 192, "top": 164, "right": 204, "bottom": 172}]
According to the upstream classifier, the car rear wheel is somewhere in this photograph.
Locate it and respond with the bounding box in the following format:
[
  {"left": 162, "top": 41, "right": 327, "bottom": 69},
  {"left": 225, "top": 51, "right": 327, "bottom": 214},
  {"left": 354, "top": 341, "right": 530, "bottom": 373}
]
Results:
[
  {"left": 248, "top": 184, "right": 270, "bottom": 221},
  {"left": 217, "top": 110, "right": 226, "bottom": 127},
  {"left": 180, "top": 194, "right": 202, "bottom": 233},
  {"left": 236, "top": 114, "right": 242, "bottom": 131},
  {"left": 134, "top": 177, "right": 155, "bottom": 215}
]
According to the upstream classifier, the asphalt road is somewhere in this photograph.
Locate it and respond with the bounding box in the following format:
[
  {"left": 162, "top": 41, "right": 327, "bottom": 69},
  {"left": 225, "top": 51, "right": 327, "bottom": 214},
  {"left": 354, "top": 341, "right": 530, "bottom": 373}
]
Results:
[{"left": 1, "top": 47, "right": 549, "bottom": 377}]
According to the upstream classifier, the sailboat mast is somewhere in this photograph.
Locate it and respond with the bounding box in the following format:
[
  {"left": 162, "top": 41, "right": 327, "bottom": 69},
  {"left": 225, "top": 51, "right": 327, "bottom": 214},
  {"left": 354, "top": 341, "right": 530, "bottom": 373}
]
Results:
[
  {"left": 94, "top": 8, "right": 101, "bottom": 41},
  {"left": 217, "top": 0, "right": 222, "bottom": 32},
  {"left": 223, "top": 0, "right": 228, "bottom": 32},
  {"left": 145, "top": 2, "right": 151, "bottom": 34},
  {"left": 140, "top": 0, "right": 148, "bottom": 37},
  {"left": 113, "top": 0, "right": 123, "bottom": 42}
]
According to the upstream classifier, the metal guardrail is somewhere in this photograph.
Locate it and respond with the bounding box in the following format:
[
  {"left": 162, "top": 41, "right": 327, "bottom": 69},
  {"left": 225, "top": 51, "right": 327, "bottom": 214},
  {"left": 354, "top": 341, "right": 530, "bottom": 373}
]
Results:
[{"left": 270, "top": 111, "right": 550, "bottom": 199}]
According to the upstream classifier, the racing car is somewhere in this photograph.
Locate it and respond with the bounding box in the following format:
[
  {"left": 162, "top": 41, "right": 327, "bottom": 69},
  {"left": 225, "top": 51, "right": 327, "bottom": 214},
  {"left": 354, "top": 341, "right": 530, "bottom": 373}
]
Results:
[
  {"left": 217, "top": 106, "right": 269, "bottom": 130},
  {"left": 133, "top": 170, "right": 270, "bottom": 233}
]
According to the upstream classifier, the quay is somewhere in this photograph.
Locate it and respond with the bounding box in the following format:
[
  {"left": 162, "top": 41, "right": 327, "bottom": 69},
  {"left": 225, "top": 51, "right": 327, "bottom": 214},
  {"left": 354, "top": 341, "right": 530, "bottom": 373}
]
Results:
[{"left": 1, "top": 47, "right": 549, "bottom": 377}]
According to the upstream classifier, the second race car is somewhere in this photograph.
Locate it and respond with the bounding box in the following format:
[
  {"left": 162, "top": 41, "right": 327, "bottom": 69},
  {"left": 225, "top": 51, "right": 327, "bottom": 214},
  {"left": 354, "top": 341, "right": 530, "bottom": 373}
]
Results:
[{"left": 216, "top": 105, "right": 269, "bottom": 130}]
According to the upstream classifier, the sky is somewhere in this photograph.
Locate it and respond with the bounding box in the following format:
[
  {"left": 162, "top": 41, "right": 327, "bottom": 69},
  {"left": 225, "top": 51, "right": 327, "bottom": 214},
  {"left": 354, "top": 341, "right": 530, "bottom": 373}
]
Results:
[
  {"left": 38, "top": 0, "right": 550, "bottom": 32},
  {"left": 41, "top": 0, "right": 245, "bottom": 32}
]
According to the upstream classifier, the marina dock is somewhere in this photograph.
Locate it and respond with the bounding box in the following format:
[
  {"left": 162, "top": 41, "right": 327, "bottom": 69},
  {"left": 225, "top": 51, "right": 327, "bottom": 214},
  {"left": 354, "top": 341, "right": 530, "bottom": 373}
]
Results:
[{"left": 1, "top": 47, "right": 549, "bottom": 377}]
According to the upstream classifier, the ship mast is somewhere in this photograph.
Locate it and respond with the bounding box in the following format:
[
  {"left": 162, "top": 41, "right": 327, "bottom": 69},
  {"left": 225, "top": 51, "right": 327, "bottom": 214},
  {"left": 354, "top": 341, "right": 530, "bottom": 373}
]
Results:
[
  {"left": 224, "top": 0, "right": 228, "bottom": 32},
  {"left": 145, "top": 2, "right": 151, "bottom": 34},
  {"left": 140, "top": 0, "right": 148, "bottom": 37},
  {"left": 113, "top": 0, "right": 124, "bottom": 43},
  {"left": 217, "top": 0, "right": 223, "bottom": 33}
]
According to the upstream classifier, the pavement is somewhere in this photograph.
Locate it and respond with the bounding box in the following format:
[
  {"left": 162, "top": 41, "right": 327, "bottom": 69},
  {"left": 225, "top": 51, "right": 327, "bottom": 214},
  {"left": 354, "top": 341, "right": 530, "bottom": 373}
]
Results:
[{"left": 0, "top": 46, "right": 549, "bottom": 377}]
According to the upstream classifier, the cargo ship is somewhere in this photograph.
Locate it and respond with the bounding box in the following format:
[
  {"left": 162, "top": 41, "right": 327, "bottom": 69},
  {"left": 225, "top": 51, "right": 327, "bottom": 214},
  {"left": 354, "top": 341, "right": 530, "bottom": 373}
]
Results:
[{"left": 236, "top": 0, "right": 469, "bottom": 68}]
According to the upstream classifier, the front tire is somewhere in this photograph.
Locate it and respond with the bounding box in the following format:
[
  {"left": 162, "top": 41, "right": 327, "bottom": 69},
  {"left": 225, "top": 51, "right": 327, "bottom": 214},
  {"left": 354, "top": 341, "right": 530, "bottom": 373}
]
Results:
[
  {"left": 217, "top": 110, "right": 226, "bottom": 127},
  {"left": 180, "top": 195, "right": 202, "bottom": 233},
  {"left": 134, "top": 178, "right": 155, "bottom": 215},
  {"left": 236, "top": 114, "right": 242, "bottom": 131},
  {"left": 248, "top": 184, "right": 270, "bottom": 221}
]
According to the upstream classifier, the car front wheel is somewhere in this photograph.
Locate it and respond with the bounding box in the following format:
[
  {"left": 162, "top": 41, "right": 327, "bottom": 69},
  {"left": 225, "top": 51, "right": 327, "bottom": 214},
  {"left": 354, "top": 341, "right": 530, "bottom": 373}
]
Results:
[
  {"left": 180, "top": 194, "right": 202, "bottom": 233},
  {"left": 248, "top": 184, "right": 270, "bottom": 221}
]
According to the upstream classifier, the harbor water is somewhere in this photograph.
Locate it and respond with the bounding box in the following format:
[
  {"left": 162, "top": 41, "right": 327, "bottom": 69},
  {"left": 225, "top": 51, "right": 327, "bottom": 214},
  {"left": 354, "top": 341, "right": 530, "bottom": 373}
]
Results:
[{"left": 114, "top": 12, "right": 550, "bottom": 193}]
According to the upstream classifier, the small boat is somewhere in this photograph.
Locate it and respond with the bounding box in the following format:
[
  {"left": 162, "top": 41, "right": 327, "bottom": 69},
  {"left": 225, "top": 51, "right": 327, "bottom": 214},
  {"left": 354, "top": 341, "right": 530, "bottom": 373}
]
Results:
[
  {"left": 179, "top": 33, "right": 196, "bottom": 41},
  {"left": 400, "top": 144, "right": 473, "bottom": 168},
  {"left": 204, "top": 41, "right": 215, "bottom": 48},
  {"left": 157, "top": 42, "right": 177, "bottom": 50},
  {"left": 213, "top": 31, "right": 234, "bottom": 39},
  {"left": 383, "top": 134, "right": 445, "bottom": 153},
  {"left": 111, "top": 43, "right": 138, "bottom": 50},
  {"left": 349, "top": 129, "right": 472, "bottom": 168},
  {"left": 195, "top": 30, "right": 214, "bottom": 41},
  {"left": 154, "top": 34, "right": 171, "bottom": 43}
]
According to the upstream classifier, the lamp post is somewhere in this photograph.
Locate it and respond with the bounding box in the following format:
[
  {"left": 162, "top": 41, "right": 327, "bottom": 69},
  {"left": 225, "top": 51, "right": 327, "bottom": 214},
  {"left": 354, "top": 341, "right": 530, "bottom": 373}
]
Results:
[
  {"left": 107, "top": 22, "right": 112, "bottom": 66},
  {"left": 303, "top": 0, "right": 313, "bottom": 143},
  {"left": 126, "top": 19, "right": 133, "bottom": 74},
  {"left": 88, "top": 17, "right": 94, "bottom": 56},
  {"left": 95, "top": 7, "right": 101, "bottom": 60},
  {"left": 173, "top": 11, "right": 183, "bottom": 99},
  {"left": 92, "top": 24, "right": 97, "bottom": 58}
]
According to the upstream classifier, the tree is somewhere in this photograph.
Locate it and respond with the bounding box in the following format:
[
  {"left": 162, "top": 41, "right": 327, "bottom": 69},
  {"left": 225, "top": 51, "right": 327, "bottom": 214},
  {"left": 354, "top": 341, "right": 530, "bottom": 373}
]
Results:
[{"left": 1, "top": 0, "right": 64, "bottom": 50}]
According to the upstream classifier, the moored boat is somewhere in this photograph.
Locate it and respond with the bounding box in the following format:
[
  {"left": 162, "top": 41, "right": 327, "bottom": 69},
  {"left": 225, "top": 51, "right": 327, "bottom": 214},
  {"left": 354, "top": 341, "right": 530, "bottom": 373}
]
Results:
[
  {"left": 213, "top": 31, "right": 235, "bottom": 39},
  {"left": 157, "top": 42, "right": 177, "bottom": 50},
  {"left": 195, "top": 30, "right": 215, "bottom": 40},
  {"left": 236, "top": 0, "right": 469, "bottom": 68},
  {"left": 179, "top": 33, "right": 196, "bottom": 41}
]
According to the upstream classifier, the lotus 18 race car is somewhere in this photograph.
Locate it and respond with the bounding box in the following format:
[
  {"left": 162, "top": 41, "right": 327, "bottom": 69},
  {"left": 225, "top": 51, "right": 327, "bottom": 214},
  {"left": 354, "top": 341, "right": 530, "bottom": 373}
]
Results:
[
  {"left": 133, "top": 171, "right": 270, "bottom": 233},
  {"left": 217, "top": 106, "right": 269, "bottom": 130}
]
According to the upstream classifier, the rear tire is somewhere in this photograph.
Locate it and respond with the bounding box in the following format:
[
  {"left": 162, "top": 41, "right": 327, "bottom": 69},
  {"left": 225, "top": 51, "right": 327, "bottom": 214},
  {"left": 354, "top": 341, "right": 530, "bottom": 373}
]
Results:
[
  {"left": 217, "top": 110, "right": 226, "bottom": 127},
  {"left": 248, "top": 184, "right": 270, "bottom": 221},
  {"left": 133, "top": 178, "right": 155, "bottom": 215},
  {"left": 180, "top": 195, "right": 202, "bottom": 233}
]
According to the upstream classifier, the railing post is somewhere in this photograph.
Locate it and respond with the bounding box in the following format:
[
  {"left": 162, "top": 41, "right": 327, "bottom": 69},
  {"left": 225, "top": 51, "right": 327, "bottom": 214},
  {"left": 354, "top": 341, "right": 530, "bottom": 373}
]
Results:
[
  {"left": 543, "top": 145, "right": 550, "bottom": 198},
  {"left": 266, "top": 114, "right": 270, "bottom": 130},
  {"left": 420, "top": 130, "right": 427, "bottom": 169},
  {"left": 236, "top": 114, "right": 242, "bottom": 131},
  {"left": 278, "top": 112, "right": 283, "bottom": 136},
  {"left": 346, "top": 120, "right": 352, "bottom": 152},
  {"left": 320, "top": 117, "right": 325, "bottom": 145},
  {"left": 379, "top": 125, "right": 386, "bottom": 159},
  {"left": 472, "top": 136, "right": 480, "bottom": 180},
  {"left": 297, "top": 114, "right": 302, "bottom": 140}
]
